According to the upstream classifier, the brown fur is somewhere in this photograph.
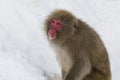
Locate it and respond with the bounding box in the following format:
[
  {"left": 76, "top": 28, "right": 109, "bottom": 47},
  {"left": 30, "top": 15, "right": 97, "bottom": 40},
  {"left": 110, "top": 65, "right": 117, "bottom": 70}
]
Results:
[{"left": 45, "top": 9, "right": 111, "bottom": 80}]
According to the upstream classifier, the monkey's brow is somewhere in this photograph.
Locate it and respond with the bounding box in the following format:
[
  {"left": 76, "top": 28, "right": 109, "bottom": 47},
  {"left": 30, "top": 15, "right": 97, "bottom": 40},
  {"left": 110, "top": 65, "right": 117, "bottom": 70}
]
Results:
[{"left": 51, "top": 13, "right": 67, "bottom": 19}]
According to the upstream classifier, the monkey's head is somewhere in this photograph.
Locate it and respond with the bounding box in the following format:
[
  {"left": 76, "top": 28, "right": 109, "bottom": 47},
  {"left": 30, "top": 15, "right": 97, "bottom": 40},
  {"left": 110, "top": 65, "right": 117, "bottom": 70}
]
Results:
[{"left": 45, "top": 10, "right": 78, "bottom": 42}]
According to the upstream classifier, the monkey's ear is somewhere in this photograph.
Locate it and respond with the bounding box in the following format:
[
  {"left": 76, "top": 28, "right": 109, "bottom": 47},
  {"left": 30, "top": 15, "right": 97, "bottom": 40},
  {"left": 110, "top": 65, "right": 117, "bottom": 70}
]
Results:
[{"left": 73, "top": 19, "right": 79, "bottom": 30}]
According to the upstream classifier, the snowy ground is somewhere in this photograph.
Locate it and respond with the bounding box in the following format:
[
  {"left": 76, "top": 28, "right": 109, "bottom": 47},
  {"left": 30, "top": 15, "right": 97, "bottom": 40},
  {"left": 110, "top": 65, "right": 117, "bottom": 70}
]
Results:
[{"left": 0, "top": 0, "right": 120, "bottom": 80}]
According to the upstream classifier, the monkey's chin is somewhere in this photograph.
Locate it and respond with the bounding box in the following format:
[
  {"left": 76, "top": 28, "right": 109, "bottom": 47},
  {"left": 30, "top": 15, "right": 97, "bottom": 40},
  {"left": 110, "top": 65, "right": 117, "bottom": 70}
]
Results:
[{"left": 48, "top": 35, "right": 56, "bottom": 40}]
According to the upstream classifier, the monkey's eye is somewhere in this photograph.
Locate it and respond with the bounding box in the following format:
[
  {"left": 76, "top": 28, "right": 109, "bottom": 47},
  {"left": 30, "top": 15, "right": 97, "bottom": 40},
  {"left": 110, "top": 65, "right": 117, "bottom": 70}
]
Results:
[
  {"left": 50, "top": 19, "right": 56, "bottom": 28},
  {"left": 51, "top": 20, "right": 55, "bottom": 24},
  {"left": 56, "top": 22, "right": 61, "bottom": 26}
]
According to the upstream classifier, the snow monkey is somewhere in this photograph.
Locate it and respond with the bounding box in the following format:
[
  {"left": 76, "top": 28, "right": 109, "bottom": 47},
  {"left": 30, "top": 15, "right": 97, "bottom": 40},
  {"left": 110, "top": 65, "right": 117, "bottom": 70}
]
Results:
[{"left": 44, "top": 9, "right": 111, "bottom": 80}]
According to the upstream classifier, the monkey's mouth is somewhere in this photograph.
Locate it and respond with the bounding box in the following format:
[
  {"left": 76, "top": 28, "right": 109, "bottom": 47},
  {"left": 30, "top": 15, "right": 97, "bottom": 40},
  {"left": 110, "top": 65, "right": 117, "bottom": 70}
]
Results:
[{"left": 48, "top": 29, "right": 57, "bottom": 40}]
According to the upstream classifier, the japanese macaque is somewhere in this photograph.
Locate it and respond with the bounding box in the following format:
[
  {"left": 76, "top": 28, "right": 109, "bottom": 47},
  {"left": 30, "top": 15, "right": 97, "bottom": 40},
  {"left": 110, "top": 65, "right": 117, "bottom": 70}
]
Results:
[{"left": 44, "top": 9, "right": 111, "bottom": 80}]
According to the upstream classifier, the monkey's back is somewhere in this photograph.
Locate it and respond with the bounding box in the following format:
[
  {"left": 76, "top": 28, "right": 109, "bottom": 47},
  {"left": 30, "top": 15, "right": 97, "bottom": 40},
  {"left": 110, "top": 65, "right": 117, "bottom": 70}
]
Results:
[{"left": 63, "top": 20, "right": 111, "bottom": 80}]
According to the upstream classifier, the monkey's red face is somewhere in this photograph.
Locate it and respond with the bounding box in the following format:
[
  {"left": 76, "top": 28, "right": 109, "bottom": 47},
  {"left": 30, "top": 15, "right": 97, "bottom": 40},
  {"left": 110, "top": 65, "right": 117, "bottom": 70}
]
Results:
[{"left": 48, "top": 19, "right": 62, "bottom": 40}]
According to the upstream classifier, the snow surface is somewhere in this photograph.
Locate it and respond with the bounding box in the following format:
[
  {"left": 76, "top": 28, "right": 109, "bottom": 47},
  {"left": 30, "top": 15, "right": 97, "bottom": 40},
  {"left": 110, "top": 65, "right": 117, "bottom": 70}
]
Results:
[{"left": 0, "top": 0, "right": 120, "bottom": 80}]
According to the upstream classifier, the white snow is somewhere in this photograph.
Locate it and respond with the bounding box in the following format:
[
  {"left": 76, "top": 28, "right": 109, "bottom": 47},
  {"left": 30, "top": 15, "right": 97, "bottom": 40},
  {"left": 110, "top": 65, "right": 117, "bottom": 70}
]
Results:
[{"left": 0, "top": 0, "right": 120, "bottom": 80}]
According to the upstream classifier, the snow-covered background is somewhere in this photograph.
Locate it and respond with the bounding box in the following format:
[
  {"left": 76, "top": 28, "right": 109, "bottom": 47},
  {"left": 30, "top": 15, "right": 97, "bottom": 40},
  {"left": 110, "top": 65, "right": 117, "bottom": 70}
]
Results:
[{"left": 0, "top": 0, "right": 120, "bottom": 80}]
